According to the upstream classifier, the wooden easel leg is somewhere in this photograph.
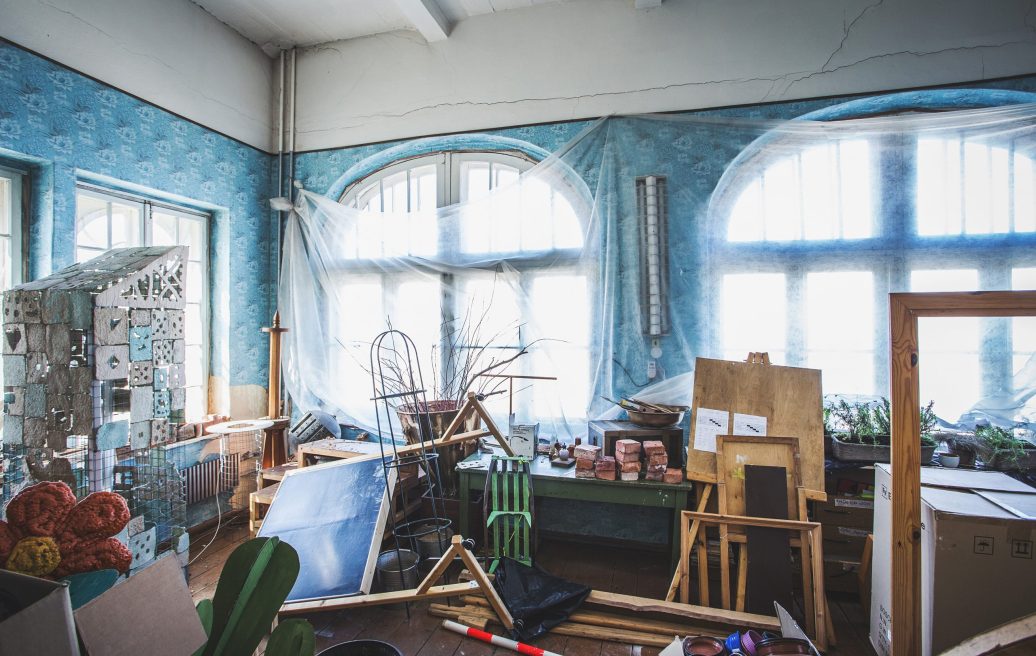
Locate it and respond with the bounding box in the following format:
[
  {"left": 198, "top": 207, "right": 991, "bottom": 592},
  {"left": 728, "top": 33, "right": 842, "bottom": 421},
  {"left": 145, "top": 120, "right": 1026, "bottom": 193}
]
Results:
[
  {"left": 666, "top": 510, "right": 689, "bottom": 602},
  {"left": 797, "top": 488, "right": 817, "bottom": 639},
  {"left": 720, "top": 531, "right": 732, "bottom": 610},
  {"left": 458, "top": 542, "right": 514, "bottom": 630},
  {"left": 809, "top": 526, "right": 828, "bottom": 650},
  {"left": 735, "top": 543, "right": 748, "bottom": 612},
  {"left": 417, "top": 538, "right": 462, "bottom": 594}
]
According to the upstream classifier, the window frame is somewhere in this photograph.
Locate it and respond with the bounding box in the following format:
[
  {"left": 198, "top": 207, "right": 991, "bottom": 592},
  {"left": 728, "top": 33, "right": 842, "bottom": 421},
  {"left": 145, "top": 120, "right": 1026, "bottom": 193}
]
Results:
[
  {"left": 712, "top": 131, "right": 1036, "bottom": 403},
  {"left": 0, "top": 164, "right": 25, "bottom": 289},
  {"left": 335, "top": 149, "right": 589, "bottom": 421},
  {"left": 74, "top": 183, "right": 211, "bottom": 420}
]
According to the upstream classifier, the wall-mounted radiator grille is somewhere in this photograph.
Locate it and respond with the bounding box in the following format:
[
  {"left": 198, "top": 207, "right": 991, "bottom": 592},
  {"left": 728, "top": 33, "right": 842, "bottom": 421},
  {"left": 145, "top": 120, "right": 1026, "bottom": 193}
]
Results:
[
  {"left": 183, "top": 454, "right": 239, "bottom": 505},
  {"left": 636, "top": 175, "right": 669, "bottom": 336}
]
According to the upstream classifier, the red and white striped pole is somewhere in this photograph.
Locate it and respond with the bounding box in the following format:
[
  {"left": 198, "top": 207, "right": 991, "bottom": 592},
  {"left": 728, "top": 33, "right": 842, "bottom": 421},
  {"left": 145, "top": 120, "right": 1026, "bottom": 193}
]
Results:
[{"left": 441, "top": 620, "right": 562, "bottom": 656}]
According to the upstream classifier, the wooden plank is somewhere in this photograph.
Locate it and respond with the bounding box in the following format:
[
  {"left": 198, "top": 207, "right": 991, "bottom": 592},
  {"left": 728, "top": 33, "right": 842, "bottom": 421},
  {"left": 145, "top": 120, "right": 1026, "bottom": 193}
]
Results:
[
  {"left": 744, "top": 465, "right": 793, "bottom": 616},
  {"left": 939, "top": 611, "right": 1036, "bottom": 656},
  {"left": 686, "top": 357, "right": 824, "bottom": 493},
  {"left": 582, "top": 590, "right": 781, "bottom": 631},
  {"left": 716, "top": 435, "right": 801, "bottom": 520},
  {"left": 797, "top": 486, "right": 817, "bottom": 641},
  {"left": 682, "top": 511, "right": 818, "bottom": 531},
  {"left": 735, "top": 543, "right": 748, "bottom": 612},
  {"left": 279, "top": 581, "right": 482, "bottom": 615}
]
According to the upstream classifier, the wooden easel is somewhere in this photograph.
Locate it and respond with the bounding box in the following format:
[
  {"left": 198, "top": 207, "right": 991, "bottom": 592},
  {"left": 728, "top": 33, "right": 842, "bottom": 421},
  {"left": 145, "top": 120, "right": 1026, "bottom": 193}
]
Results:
[
  {"left": 440, "top": 391, "right": 515, "bottom": 456},
  {"left": 278, "top": 535, "right": 514, "bottom": 630},
  {"left": 668, "top": 353, "right": 835, "bottom": 644}
]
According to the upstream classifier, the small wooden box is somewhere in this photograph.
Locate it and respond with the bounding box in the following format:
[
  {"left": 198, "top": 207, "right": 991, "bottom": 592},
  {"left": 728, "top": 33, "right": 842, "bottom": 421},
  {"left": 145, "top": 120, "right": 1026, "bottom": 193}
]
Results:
[{"left": 587, "top": 420, "right": 684, "bottom": 465}]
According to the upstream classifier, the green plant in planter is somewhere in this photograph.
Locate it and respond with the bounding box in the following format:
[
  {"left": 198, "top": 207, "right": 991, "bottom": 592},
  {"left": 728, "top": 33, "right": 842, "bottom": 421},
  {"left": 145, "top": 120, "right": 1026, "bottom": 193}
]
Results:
[
  {"left": 975, "top": 424, "right": 1033, "bottom": 469},
  {"left": 829, "top": 397, "right": 937, "bottom": 445},
  {"left": 193, "top": 536, "right": 313, "bottom": 656}
]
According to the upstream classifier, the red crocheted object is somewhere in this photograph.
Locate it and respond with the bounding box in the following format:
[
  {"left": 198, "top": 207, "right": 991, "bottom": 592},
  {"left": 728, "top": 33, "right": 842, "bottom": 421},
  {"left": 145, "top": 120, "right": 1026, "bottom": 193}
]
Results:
[
  {"left": 4, "top": 482, "right": 76, "bottom": 537},
  {"left": 60, "top": 492, "right": 131, "bottom": 541},
  {"left": 54, "top": 538, "right": 132, "bottom": 577},
  {"left": 3, "top": 482, "right": 133, "bottom": 577}
]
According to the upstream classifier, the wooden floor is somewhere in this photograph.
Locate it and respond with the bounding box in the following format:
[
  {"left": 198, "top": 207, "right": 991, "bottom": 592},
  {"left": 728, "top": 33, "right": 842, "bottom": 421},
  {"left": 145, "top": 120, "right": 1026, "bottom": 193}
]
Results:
[{"left": 187, "top": 518, "right": 875, "bottom": 655}]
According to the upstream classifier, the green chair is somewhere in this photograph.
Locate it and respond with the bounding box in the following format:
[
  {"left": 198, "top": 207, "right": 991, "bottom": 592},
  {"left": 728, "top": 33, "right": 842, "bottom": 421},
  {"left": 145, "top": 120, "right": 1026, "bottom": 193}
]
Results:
[{"left": 482, "top": 456, "right": 534, "bottom": 572}]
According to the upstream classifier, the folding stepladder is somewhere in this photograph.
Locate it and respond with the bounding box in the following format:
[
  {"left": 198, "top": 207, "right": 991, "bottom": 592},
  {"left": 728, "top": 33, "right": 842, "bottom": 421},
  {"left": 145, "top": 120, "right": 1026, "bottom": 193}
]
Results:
[{"left": 482, "top": 456, "right": 534, "bottom": 573}]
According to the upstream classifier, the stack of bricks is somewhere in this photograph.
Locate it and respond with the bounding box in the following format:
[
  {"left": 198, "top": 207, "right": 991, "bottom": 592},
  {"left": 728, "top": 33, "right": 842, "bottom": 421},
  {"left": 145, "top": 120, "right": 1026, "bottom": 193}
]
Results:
[
  {"left": 643, "top": 440, "right": 668, "bottom": 481},
  {"left": 574, "top": 443, "right": 600, "bottom": 479},
  {"left": 614, "top": 439, "right": 642, "bottom": 481},
  {"left": 595, "top": 455, "right": 616, "bottom": 480}
]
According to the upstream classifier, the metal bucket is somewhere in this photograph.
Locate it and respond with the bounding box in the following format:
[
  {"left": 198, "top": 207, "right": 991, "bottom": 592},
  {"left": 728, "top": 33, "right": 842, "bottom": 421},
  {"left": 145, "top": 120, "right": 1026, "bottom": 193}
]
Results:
[
  {"left": 375, "top": 549, "right": 420, "bottom": 591},
  {"left": 415, "top": 522, "right": 453, "bottom": 561}
]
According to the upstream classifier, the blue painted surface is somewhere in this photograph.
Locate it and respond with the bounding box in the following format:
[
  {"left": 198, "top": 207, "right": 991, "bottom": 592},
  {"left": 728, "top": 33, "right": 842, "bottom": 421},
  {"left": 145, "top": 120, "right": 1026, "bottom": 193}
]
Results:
[
  {"left": 0, "top": 40, "right": 275, "bottom": 388},
  {"left": 128, "top": 326, "right": 152, "bottom": 361},
  {"left": 96, "top": 420, "right": 129, "bottom": 450}
]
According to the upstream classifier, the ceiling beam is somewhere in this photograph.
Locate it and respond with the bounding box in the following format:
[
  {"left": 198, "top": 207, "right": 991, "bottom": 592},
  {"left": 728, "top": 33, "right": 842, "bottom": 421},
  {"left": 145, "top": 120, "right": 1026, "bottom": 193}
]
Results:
[
  {"left": 394, "top": 0, "right": 451, "bottom": 42},
  {"left": 634, "top": 0, "right": 662, "bottom": 8}
]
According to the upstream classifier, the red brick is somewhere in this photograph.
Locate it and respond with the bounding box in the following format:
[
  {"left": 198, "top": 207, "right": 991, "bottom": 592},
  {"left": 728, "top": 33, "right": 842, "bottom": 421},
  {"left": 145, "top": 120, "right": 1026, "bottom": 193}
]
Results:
[
  {"left": 576, "top": 469, "right": 597, "bottom": 479},
  {"left": 615, "top": 451, "right": 640, "bottom": 465},
  {"left": 646, "top": 463, "right": 667, "bottom": 474},
  {"left": 645, "top": 472, "right": 665, "bottom": 481},
  {"left": 614, "top": 439, "right": 641, "bottom": 455},
  {"left": 595, "top": 456, "right": 616, "bottom": 471},
  {"left": 575, "top": 457, "right": 595, "bottom": 471},
  {"left": 595, "top": 469, "right": 617, "bottom": 480},
  {"left": 647, "top": 454, "right": 668, "bottom": 466},
  {"left": 642, "top": 440, "right": 666, "bottom": 457},
  {"left": 620, "top": 460, "right": 641, "bottom": 473},
  {"left": 663, "top": 468, "right": 683, "bottom": 484},
  {"left": 620, "top": 471, "right": 640, "bottom": 481},
  {"left": 573, "top": 444, "right": 601, "bottom": 460}
]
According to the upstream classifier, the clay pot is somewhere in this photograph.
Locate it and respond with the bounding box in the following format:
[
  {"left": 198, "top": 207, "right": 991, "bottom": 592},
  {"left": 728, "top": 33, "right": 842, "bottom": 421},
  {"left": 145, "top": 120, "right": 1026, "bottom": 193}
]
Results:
[{"left": 755, "top": 637, "right": 813, "bottom": 655}]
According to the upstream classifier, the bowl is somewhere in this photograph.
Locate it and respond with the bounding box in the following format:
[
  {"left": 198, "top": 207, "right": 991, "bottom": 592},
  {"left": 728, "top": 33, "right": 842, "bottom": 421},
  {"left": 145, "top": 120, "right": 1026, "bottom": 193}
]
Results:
[{"left": 626, "top": 404, "right": 687, "bottom": 427}]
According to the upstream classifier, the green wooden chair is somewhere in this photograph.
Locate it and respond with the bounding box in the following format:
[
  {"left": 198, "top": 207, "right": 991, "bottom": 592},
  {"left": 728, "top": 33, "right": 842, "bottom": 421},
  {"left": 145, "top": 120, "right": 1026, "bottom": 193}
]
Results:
[{"left": 482, "top": 456, "right": 534, "bottom": 572}]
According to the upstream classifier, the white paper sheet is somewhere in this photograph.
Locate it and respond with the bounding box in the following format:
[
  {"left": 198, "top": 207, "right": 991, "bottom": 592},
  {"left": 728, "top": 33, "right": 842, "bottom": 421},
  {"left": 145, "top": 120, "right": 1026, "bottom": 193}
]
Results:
[
  {"left": 732, "top": 412, "right": 767, "bottom": 437},
  {"left": 693, "top": 407, "right": 729, "bottom": 453}
]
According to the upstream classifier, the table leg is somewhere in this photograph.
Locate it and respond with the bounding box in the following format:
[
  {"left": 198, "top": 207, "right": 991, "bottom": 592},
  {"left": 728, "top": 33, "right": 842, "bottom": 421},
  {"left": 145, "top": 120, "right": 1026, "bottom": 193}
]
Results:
[{"left": 670, "top": 492, "right": 685, "bottom": 570}]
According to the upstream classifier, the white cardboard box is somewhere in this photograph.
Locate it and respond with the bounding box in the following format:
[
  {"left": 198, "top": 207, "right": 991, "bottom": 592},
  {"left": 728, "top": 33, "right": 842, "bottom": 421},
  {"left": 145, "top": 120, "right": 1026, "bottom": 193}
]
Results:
[{"left": 870, "top": 464, "right": 1036, "bottom": 655}]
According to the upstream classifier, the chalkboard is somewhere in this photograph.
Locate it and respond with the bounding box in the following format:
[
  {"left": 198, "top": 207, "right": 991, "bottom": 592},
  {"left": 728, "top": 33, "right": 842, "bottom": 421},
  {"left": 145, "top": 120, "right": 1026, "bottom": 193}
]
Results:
[{"left": 258, "top": 456, "right": 394, "bottom": 602}]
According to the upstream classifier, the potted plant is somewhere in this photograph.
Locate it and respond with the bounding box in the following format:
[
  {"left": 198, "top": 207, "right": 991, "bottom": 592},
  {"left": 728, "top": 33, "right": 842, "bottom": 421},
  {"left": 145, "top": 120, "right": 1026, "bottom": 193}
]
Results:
[
  {"left": 974, "top": 424, "right": 1036, "bottom": 471},
  {"left": 827, "top": 397, "right": 939, "bottom": 464},
  {"left": 944, "top": 433, "right": 983, "bottom": 468}
]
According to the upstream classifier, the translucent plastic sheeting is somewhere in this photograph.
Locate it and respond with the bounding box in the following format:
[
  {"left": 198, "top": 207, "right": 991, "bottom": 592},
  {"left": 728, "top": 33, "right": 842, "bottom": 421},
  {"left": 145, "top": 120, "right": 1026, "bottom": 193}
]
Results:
[{"left": 279, "top": 101, "right": 1036, "bottom": 439}]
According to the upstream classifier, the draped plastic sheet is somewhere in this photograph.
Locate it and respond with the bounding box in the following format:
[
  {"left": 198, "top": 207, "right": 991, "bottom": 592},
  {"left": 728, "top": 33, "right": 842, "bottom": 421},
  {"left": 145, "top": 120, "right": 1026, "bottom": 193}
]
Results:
[{"left": 279, "top": 104, "right": 1036, "bottom": 438}]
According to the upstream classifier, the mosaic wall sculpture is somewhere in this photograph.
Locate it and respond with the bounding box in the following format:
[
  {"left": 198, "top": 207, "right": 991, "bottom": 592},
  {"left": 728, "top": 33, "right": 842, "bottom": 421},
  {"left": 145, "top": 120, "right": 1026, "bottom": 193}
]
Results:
[{"left": 2, "top": 246, "right": 188, "bottom": 478}]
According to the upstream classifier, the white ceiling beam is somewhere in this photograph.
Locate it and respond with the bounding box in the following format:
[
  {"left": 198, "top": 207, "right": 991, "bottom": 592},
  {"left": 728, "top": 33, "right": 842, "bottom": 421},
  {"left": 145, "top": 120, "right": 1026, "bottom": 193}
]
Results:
[
  {"left": 394, "top": 0, "right": 452, "bottom": 42},
  {"left": 634, "top": 0, "right": 662, "bottom": 8}
]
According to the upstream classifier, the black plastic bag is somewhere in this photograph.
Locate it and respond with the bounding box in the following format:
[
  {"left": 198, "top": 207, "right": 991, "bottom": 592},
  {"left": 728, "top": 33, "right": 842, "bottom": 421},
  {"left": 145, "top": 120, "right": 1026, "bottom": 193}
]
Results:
[{"left": 492, "top": 557, "right": 591, "bottom": 642}]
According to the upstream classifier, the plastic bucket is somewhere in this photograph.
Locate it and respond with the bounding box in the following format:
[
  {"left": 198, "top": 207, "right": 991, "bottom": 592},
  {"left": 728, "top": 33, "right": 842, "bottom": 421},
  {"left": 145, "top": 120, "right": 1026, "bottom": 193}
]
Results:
[
  {"left": 316, "top": 640, "right": 403, "bottom": 656},
  {"left": 376, "top": 549, "right": 419, "bottom": 591}
]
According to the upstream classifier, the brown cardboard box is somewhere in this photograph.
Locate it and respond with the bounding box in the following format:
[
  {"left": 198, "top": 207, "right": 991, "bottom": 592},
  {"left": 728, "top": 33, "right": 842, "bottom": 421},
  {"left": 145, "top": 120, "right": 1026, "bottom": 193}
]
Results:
[
  {"left": 75, "top": 554, "right": 207, "bottom": 656},
  {"left": 0, "top": 570, "right": 80, "bottom": 656},
  {"left": 870, "top": 464, "right": 1036, "bottom": 656},
  {"left": 815, "top": 498, "right": 874, "bottom": 529},
  {"left": 821, "top": 522, "right": 869, "bottom": 557}
]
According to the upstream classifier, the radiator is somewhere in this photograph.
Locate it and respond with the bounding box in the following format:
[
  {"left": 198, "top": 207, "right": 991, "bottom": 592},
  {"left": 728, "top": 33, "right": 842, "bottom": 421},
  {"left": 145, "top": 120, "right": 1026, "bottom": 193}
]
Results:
[{"left": 184, "top": 454, "right": 239, "bottom": 505}]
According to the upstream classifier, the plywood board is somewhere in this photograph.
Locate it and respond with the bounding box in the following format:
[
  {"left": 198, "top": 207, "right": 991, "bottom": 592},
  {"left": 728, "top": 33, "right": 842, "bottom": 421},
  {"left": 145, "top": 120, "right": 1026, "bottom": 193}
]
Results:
[
  {"left": 744, "top": 465, "right": 794, "bottom": 616},
  {"left": 687, "top": 357, "right": 823, "bottom": 492},
  {"left": 257, "top": 455, "right": 395, "bottom": 602},
  {"left": 716, "top": 435, "right": 801, "bottom": 520}
]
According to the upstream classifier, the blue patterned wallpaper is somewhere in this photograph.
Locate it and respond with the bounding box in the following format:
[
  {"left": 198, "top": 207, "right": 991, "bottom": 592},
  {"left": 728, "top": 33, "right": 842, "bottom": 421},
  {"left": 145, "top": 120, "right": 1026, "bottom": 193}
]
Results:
[
  {"left": 0, "top": 40, "right": 275, "bottom": 388},
  {"left": 295, "top": 76, "right": 1036, "bottom": 410}
]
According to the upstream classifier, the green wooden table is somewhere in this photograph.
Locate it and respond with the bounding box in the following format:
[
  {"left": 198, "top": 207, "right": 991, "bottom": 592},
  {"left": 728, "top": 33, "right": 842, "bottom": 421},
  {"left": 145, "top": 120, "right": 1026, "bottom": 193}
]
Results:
[{"left": 457, "top": 449, "right": 695, "bottom": 567}]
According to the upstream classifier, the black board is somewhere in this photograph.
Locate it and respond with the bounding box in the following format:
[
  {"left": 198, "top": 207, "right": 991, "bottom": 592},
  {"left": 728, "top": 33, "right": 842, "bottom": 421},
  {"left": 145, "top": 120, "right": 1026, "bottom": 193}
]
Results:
[
  {"left": 745, "top": 464, "right": 794, "bottom": 615},
  {"left": 258, "top": 456, "right": 393, "bottom": 602}
]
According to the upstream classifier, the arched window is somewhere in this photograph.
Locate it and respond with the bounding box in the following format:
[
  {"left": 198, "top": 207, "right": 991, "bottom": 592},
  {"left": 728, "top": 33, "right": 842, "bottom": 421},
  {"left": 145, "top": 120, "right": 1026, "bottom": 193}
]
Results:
[
  {"left": 711, "top": 92, "right": 1036, "bottom": 421},
  {"left": 332, "top": 148, "right": 590, "bottom": 424}
]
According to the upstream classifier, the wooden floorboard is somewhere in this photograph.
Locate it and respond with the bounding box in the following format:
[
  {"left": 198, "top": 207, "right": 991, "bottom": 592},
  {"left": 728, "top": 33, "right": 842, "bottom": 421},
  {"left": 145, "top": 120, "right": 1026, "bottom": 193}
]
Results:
[{"left": 188, "top": 530, "right": 875, "bottom": 655}]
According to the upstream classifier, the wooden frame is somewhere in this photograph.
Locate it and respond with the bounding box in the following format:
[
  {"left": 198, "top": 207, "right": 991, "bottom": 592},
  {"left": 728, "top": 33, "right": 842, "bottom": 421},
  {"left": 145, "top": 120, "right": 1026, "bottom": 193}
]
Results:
[
  {"left": 889, "top": 290, "right": 1036, "bottom": 656},
  {"left": 679, "top": 510, "right": 828, "bottom": 650}
]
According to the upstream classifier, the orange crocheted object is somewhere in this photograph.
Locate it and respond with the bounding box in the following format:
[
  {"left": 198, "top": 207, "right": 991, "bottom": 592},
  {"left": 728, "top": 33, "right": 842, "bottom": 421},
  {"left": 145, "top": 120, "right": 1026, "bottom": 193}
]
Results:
[{"left": 2, "top": 482, "right": 133, "bottom": 577}]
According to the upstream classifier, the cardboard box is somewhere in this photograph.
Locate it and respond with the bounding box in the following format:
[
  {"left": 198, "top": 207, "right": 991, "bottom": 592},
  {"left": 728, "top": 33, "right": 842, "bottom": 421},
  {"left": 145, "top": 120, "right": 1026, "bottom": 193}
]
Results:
[
  {"left": 0, "top": 570, "right": 80, "bottom": 656},
  {"left": 870, "top": 464, "right": 1036, "bottom": 656},
  {"left": 75, "top": 554, "right": 206, "bottom": 656}
]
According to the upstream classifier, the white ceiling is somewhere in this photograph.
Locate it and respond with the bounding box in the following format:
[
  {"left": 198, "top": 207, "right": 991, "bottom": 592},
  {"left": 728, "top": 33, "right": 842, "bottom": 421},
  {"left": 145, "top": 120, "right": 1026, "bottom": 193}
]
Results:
[{"left": 193, "top": 0, "right": 569, "bottom": 54}]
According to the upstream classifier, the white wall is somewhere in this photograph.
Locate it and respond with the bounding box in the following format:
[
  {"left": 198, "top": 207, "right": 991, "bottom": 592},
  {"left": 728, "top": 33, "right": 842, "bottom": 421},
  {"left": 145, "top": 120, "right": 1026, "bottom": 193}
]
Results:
[
  {"left": 0, "top": 0, "right": 276, "bottom": 151},
  {"left": 294, "top": 0, "right": 1036, "bottom": 150}
]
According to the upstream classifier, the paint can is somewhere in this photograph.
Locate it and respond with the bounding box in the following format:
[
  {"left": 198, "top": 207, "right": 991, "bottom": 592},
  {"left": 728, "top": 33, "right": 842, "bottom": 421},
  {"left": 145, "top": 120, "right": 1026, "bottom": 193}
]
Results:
[{"left": 375, "top": 549, "right": 419, "bottom": 591}]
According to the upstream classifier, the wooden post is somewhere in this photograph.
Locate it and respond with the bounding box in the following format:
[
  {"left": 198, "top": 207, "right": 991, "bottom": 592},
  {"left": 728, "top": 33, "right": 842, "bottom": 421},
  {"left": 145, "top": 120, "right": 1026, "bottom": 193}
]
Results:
[
  {"left": 261, "top": 311, "right": 290, "bottom": 468},
  {"left": 261, "top": 311, "right": 288, "bottom": 419}
]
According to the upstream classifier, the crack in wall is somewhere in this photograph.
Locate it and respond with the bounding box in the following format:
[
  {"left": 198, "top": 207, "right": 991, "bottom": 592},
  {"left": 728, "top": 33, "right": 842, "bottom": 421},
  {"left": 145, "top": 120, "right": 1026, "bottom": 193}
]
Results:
[
  {"left": 36, "top": 0, "right": 270, "bottom": 132},
  {"left": 296, "top": 38, "right": 1036, "bottom": 136},
  {"left": 821, "top": 0, "right": 885, "bottom": 72}
]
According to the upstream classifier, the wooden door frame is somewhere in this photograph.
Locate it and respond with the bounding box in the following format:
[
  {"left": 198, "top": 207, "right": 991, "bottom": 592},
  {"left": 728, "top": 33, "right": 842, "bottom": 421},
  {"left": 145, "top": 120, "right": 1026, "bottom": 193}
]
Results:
[{"left": 889, "top": 290, "right": 1036, "bottom": 655}]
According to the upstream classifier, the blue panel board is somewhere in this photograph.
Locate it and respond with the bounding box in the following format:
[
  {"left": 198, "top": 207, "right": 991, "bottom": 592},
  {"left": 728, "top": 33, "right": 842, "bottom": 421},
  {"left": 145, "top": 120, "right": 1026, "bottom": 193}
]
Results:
[
  {"left": 129, "top": 326, "right": 152, "bottom": 362},
  {"left": 96, "top": 420, "right": 129, "bottom": 450},
  {"left": 257, "top": 456, "right": 391, "bottom": 602}
]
